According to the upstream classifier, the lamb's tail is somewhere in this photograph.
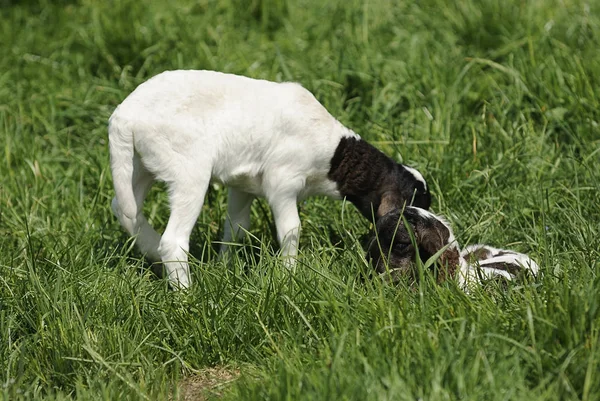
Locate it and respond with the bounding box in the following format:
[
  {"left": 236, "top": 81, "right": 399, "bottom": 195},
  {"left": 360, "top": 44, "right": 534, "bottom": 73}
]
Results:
[
  {"left": 108, "top": 111, "right": 161, "bottom": 261},
  {"left": 109, "top": 112, "right": 138, "bottom": 232}
]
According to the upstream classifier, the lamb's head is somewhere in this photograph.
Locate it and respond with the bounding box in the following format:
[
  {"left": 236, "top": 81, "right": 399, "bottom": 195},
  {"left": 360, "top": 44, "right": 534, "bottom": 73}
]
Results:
[
  {"left": 367, "top": 206, "right": 459, "bottom": 283},
  {"left": 376, "top": 164, "right": 431, "bottom": 218}
]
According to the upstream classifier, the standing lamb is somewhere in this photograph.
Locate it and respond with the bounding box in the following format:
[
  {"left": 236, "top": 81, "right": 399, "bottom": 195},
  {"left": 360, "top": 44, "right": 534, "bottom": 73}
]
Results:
[{"left": 109, "top": 70, "right": 430, "bottom": 288}]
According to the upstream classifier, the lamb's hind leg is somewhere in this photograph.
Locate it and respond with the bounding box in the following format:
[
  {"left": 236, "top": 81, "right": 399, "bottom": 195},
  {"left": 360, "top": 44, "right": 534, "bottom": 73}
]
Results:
[
  {"left": 158, "top": 174, "right": 210, "bottom": 289},
  {"left": 111, "top": 154, "right": 161, "bottom": 262},
  {"left": 220, "top": 188, "right": 254, "bottom": 255}
]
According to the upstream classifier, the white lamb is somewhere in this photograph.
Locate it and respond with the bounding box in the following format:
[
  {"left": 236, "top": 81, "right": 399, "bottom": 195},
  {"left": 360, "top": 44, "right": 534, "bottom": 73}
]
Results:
[{"left": 109, "top": 70, "right": 430, "bottom": 288}]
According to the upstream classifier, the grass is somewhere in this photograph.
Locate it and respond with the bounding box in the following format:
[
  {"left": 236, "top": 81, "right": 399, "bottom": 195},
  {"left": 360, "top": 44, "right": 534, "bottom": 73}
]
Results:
[{"left": 1, "top": 0, "right": 599, "bottom": 399}]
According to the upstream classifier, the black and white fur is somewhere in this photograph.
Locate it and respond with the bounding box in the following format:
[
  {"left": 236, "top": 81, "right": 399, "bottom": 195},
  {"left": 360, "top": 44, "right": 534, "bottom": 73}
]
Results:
[
  {"left": 367, "top": 206, "right": 539, "bottom": 289},
  {"left": 109, "top": 70, "right": 430, "bottom": 288},
  {"left": 460, "top": 244, "right": 540, "bottom": 285},
  {"left": 367, "top": 206, "right": 460, "bottom": 283}
]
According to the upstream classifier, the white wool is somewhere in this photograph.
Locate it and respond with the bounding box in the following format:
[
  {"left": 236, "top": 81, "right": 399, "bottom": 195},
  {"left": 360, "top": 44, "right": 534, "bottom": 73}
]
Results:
[{"left": 109, "top": 70, "right": 361, "bottom": 288}]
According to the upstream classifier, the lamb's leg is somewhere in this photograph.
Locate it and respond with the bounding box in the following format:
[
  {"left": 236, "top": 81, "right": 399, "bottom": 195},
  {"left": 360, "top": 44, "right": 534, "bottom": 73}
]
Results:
[
  {"left": 269, "top": 193, "right": 301, "bottom": 267},
  {"left": 220, "top": 188, "right": 254, "bottom": 254},
  {"left": 158, "top": 176, "right": 210, "bottom": 289},
  {"left": 111, "top": 154, "right": 161, "bottom": 261}
]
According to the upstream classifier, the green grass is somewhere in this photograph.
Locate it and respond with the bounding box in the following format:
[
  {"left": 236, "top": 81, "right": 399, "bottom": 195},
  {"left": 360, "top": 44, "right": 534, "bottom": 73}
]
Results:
[{"left": 1, "top": 0, "right": 599, "bottom": 399}]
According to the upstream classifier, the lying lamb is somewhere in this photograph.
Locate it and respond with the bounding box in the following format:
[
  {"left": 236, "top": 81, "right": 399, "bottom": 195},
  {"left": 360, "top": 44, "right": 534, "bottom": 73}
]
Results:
[
  {"left": 367, "top": 206, "right": 539, "bottom": 289},
  {"left": 109, "top": 70, "right": 430, "bottom": 289}
]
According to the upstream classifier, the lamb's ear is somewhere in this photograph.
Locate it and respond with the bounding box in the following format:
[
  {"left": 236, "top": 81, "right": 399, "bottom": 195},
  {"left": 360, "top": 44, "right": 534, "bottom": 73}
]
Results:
[
  {"left": 406, "top": 214, "right": 450, "bottom": 258},
  {"left": 414, "top": 221, "right": 460, "bottom": 280},
  {"left": 417, "top": 228, "right": 447, "bottom": 257},
  {"left": 377, "top": 192, "right": 400, "bottom": 218}
]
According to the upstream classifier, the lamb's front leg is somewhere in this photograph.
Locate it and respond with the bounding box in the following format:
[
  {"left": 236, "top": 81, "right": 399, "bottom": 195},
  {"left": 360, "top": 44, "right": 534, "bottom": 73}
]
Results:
[{"left": 269, "top": 193, "right": 301, "bottom": 267}]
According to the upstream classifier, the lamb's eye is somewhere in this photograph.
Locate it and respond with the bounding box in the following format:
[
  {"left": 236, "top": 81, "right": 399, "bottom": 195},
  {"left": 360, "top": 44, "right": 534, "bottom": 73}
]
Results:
[{"left": 392, "top": 243, "right": 411, "bottom": 253}]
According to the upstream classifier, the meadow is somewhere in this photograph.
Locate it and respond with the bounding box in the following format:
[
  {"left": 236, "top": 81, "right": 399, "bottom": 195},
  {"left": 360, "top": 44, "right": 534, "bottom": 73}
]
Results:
[{"left": 1, "top": 0, "right": 599, "bottom": 399}]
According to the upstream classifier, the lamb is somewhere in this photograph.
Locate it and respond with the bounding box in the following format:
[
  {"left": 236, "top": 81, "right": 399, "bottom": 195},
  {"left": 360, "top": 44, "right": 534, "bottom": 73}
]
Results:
[
  {"left": 367, "top": 206, "right": 539, "bottom": 289},
  {"left": 366, "top": 206, "right": 461, "bottom": 283},
  {"left": 109, "top": 70, "right": 431, "bottom": 289}
]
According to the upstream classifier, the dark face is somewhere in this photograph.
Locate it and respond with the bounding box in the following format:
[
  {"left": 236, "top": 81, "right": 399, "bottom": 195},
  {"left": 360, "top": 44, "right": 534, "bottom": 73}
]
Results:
[
  {"left": 403, "top": 180, "right": 431, "bottom": 210},
  {"left": 376, "top": 165, "right": 432, "bottom": 218},
  {"left": 398, "top": 164, "right": 431, "bottom": 210},
  {"left": 367, "top": 209, "right": 417, "bottom": 276},
  {"left": 367, "top": 207, "right": 459, "bottom": 283}
]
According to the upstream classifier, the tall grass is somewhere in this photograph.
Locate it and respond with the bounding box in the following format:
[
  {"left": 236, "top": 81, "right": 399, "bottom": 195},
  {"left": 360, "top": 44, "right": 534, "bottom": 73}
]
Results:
[{"left": 1, "top": 0, "right": 599, "bottom": 399}]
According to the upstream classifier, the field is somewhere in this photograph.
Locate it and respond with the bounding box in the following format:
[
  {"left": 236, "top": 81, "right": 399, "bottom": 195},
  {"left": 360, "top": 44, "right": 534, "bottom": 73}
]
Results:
[{"left": 1, "top": 0, "right": 599, "bottom": 399}]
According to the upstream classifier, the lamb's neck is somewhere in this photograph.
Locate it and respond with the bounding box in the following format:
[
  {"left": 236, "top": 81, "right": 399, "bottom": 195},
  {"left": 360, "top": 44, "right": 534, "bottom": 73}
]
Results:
[{"left": 327, "top": 136, "right": 395, "bottom": 219}]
